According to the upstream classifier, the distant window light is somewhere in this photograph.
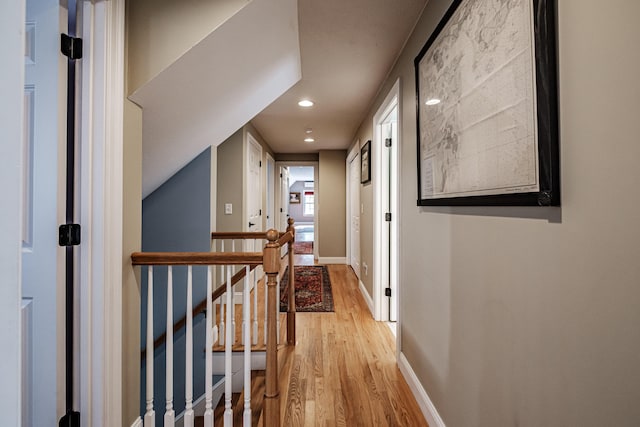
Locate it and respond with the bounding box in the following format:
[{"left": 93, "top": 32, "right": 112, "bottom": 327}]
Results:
[
  {"left": 304, "top": 191, "right": 314, "bottom": 216},
  {"left": 304, "top": 181, "right": 314, "bottom": 188}
]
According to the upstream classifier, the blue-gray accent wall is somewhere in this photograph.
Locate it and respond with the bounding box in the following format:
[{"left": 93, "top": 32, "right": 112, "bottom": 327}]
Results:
[{"left": 140, "top": 147, "right": 211, "bottom": 423}]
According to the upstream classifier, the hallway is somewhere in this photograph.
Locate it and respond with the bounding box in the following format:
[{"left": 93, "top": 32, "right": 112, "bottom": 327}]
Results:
[{"left": 274, "top": 264, "right": 427, "bottom": 426}]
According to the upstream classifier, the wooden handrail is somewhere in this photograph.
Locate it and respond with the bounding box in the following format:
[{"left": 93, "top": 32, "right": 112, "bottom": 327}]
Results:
[
  {"left": 134, "top": 223, "right": 296, "bottom": 426},
  {"left": 140, "top": 264, "right": 256, "bottom": 360},
  {"left": 131, "top": 251, "right": 263, "bottom": 266},
  {"left": 276, "top": 230, "right": 294, "bottom": 248},
  {"left": 211, "top": 231, "right": 287, "bottom": 240}
]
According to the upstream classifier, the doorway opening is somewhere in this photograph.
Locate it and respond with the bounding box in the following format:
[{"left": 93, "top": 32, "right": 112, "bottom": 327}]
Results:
[
  {"left": 275, "top": 162, "right": 319, "bottom": 261},
  {"left": 288, "top": 166, "right": 316, "bottom": 265}
]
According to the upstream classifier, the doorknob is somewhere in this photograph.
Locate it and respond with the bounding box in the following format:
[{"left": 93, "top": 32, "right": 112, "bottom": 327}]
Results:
[{"left": 249, "top": 222, "right": 255, "bottom": 227}]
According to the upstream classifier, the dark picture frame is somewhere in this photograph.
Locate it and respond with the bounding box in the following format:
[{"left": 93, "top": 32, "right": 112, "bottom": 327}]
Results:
[
  {"left": 414, "top": 0, "right": 559, "bottom": 206},
  {"left": 361, "top": 140, "right": 371, "bottom": 184},
  {"left": 289, "top": 192, "right": 301, "bottom": 204}
]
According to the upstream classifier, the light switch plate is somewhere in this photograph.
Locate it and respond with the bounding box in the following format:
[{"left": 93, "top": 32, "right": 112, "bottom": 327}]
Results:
[{"left": 225, "top": 203, "right": 232, "bottom": 215}]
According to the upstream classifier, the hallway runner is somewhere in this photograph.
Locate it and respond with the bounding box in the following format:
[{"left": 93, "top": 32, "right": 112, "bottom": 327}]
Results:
[{"left": 280, "top": 265, "right": 334, "bottom": 312}]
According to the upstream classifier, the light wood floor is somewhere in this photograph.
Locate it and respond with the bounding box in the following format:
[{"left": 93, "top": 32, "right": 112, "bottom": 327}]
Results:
[{"left": 269, "top": 257, "right": 428, "bottom": 427}]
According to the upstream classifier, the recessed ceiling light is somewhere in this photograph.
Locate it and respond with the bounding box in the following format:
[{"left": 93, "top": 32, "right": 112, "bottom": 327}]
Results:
[
  {"left": 304, "top": 137, "right": 315, "bottom": 143},
  {"left": 305, "top": 128, "right": 313, "bottom": 134},
  {"left": 298, "top": 99, "right": 314, "bottom": 107},
  {"left": 425, "top": 98, "right": 441, "bottom": 106}
]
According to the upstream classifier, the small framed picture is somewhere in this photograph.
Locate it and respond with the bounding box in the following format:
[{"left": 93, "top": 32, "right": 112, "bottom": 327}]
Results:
[
  {"left": 361, "top": 140, "right": 371, "bottom": 184},
  {"left": 289, "top": 192, "right": 301, "bottom": 204}
]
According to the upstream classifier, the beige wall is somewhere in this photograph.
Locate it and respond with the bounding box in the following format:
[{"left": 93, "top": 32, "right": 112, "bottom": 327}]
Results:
[
  {"left": 121, "top": 99, "right": 142, "bottom": 426},
  {"left": 122, "top": 4, "right": 143, "bottom": 422},
  {"left": 318, "top": 150, "right": 347, "bottom": 258},
  {"left": 353, "top": 0, "right": 640, "bottom": 425},
  {"left": 127, "top": 0, "right": 249, "bottom": 93},
  {"left": 275, "top": 153, "right": 320, "bottom": 162},
  {"left": 216, "top": 129, "right": 244, "bottom": 232}
]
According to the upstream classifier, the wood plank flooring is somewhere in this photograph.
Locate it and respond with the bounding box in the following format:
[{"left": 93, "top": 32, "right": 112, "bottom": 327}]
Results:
[{"left": 266, "top": 260, "right": 428, "bottom": 427}]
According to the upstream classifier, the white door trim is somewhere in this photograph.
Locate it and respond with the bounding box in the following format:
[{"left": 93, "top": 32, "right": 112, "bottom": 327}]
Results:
[
  {"left": 0, "top": 0, "right": 26, "bottom": 423},
  {"left": 78, "top": 0, "right": 125, "bottom": 425},
  {"left": 373, "top": 79, "right": 401, "bottom": 324}
]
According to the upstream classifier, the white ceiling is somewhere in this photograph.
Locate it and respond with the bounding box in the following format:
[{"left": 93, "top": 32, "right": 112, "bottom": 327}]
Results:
[{"left": 251, "top": 0, "right": 428, "bottom": 153}]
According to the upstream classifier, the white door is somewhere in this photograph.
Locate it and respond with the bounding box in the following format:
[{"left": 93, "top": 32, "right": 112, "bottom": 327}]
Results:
[
  {"left": 266, "top": 153, "right": 275, "bottom": 230},
  {"left": 246, "top": 134, "right": 262, "bottom": 232},
  {"left": 348, "top": 153, "right": 361, "bottom": 278},
  {"left": 22, "top": 0, "right": 67, "bottom": 424},
  {"left": 278, "top": 166, "right": 290, "bottom": 256}
]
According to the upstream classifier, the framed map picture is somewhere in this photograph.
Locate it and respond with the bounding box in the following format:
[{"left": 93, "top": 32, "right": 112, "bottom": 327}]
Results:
[{"left": 415, "top": 0, "right": 559, "bottom": 206}]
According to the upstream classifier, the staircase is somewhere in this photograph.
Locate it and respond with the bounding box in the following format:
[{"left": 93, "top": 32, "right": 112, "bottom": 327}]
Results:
[{"left": 132, "top": 220, "right": 297, "bottom": 427}]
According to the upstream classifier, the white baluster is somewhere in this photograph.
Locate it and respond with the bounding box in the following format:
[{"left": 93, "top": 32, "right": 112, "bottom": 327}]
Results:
[
  {"left": 231, "top": 241, "right": 236, "bottom": 344},
  {"left": 204, "top": 266, "right": 214, "bottom": 426},
  {"left": 243, "top": 265, "right": 252, "bottom": 426},
  {"left": 219, "top": 241, "right": 225, "bottom": 345},
  {"left": 212, "top": 282, "right": 219, "bottom": 346},
  {"left": 184, "top": 266, "right": 194, "bottom": 427},
  {"left": 224, "top": 265, "right": 233, "bottom": 426},
  {"left": 164, "top": 266, "right": 175, "bottom": 426},
  {"left": 145, "top": 266, "right": 156, "bottom": 426}
]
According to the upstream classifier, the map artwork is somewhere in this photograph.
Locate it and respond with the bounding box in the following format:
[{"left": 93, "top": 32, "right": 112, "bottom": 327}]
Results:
[{"left": 417, "top": 0, "right": 539, "bottom": 201}]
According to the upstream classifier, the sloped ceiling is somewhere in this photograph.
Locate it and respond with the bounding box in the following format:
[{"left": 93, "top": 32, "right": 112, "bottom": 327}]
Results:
[{"left": 131, "top": 0, "right": 301, "bottom": 197}]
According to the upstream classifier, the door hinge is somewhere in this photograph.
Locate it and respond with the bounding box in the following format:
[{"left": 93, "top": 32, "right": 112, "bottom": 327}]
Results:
[
  {"left": 259, "top": 161, "right": 262, "bottom": 167},
  {"left": 59, "top": 410, "right": 80, "bottom": 427},
  {"left": 259, "top": 209, "right": 262, "bottom": 216},
  {"left": 385, "top": 212, "right": 392, "bottom": 222},
  {"left": 280, "top": 173, "right": 283, "bottom": 178},
  {"left": 61, "top": 34, "right": 82, "bottom": 60},
  {"left": 385, "top": 138, "right": 392, "bottom": 148},
  {"left": 385, "top": 288, "right": 392, "bottom": 297},
  {"left": 59, "top": 224, "right": 81, "bottom": 246}
]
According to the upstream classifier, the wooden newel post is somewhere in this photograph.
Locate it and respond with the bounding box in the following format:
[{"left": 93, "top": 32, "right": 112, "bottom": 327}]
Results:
[
  {"left": 286, "top": 218, "right": 296, "bottom": 346},
  {"left": 263, "top": 229, "right": 281, "bottom": 427}
]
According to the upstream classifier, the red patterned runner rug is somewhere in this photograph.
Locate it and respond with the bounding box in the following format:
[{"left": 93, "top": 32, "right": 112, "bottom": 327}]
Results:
[
  {"left": 293, "top": 241, "right": 313, "bottom": 254},
  {"left": 280, "top": 265, "right": 334, "bottom": 312}
]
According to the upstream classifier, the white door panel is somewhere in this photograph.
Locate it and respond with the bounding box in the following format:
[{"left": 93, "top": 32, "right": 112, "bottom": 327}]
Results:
[{"left": 22, "top": 0, "right": 66, "bottom": 424}]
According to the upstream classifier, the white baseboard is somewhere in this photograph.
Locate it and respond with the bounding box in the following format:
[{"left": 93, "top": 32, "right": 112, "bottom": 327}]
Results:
[
  {"left": 359, "top": 280, "right": 374, "bottom": 317},
  {"left": 398, "top": 353, "right": 445, "bottom": 427},
  {"left": 317, "top": 257, "right": 347, "bottom": 264},
  {"left": 130, "top": 417, "right": 143, "bottom": 427}
]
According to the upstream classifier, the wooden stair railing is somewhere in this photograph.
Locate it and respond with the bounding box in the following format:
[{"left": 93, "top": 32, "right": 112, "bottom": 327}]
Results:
[
  {"left": 140, "top": 218, "right": 297, "bottom": 359},
  {"left": 131, "top": 219, "right": 296, "bottom": 427}
]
